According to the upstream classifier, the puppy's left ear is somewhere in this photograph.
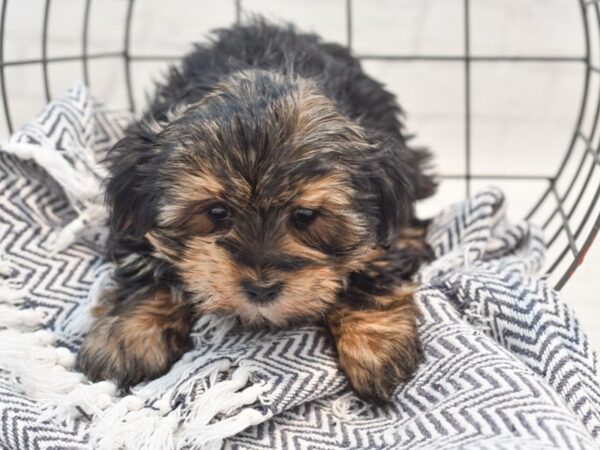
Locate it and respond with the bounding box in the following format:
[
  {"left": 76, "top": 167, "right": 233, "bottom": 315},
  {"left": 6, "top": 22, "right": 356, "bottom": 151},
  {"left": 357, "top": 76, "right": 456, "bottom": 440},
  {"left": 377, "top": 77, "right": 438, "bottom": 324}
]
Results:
[
  {"left": 362, "top": 140, "right": 436, "bottom": 246},
  {"left": 104, "top": 121, "right": 164, "bottom": 239}
]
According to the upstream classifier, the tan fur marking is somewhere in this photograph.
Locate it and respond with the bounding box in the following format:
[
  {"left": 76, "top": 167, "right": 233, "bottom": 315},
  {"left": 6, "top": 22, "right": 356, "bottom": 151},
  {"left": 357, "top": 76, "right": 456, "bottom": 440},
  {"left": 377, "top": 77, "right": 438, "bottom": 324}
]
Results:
[
  {"left": 294, "top": 87, "right": 366, "bottom": 143},
  {"left": 327, "top": 284, "right": 421, "bottom": 401},
  {"left": 278, "top": 234, "right": 328, "bottom": 261},
  {"left": 294, "top": 175, "right": 353, "bottom": 208},
  {"left": 78, "top": 290, "right": 193, "bottom": 386},
  {"left": 399, "top": 226, "right": 428, "bottom": 239},
  {"left": 158, "top": 171, "right": 229, "bottom": 227},
  {"left": 178, "top": 234, "right": 344, "bottom": 327},
  {"left": 145, "top": 231, "right": 179, "bottom": 262},
  {"left": 90, "top": 305, "right": 107, "bottom": 317},
  {"left": 395, "top": 237, "right": 428, "bottom": 251}
]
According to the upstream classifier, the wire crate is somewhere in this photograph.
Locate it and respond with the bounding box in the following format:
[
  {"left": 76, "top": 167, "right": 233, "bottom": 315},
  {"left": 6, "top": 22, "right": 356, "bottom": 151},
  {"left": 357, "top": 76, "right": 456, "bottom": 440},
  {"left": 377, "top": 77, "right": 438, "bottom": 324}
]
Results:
[{"left": 0, "top": 0, "right": 598, "bottom": 290}]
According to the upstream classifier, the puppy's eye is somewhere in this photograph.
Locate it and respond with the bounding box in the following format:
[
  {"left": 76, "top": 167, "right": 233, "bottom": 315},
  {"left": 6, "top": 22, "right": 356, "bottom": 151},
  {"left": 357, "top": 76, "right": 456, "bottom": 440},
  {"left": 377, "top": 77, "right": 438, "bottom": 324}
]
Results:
[
  {"left": 208, "top": 204, "right": 230, "bottom": 223},
  {"left": 291, "top": 208, "right": 318, "bottom": 227}
]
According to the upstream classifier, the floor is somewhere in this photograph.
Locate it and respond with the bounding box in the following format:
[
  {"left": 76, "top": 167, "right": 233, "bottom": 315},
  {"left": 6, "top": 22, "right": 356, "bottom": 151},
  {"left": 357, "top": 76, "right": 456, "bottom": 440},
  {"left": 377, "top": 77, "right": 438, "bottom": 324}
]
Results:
[{"left": 1, "top": 0, "right": 599, "bottom": 350}]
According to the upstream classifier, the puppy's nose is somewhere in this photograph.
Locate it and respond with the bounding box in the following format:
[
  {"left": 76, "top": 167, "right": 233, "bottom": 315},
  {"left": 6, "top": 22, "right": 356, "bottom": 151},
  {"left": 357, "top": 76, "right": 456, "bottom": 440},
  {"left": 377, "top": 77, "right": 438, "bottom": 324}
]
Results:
[{"left": 242, "top": 281, "right": 283, "bottom": 304}]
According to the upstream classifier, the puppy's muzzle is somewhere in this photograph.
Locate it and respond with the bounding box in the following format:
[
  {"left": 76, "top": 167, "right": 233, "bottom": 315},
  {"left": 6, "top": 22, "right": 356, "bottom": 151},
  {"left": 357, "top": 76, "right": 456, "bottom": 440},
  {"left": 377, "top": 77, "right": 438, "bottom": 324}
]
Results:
[{"left": 242, "top": 280, "right": 283, "bottom": 304}]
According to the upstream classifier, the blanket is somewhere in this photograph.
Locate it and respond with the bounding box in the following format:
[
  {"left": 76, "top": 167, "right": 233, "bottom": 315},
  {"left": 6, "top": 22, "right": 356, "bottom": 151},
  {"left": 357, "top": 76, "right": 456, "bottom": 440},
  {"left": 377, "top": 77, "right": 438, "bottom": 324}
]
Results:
[{"left": 0, "top": 85, "right": 599, "bottom": 449}]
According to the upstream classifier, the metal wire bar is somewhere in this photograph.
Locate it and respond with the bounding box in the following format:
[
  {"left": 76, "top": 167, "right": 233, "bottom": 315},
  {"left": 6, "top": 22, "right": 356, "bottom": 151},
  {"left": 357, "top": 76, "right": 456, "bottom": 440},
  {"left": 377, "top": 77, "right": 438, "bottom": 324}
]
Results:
[
  {"left": 235, "top": 0, "right": 242, "bottom": 24},
  {"left": 441, "top": 174, "right": 552, "bottom": 180},
  {"left": 346, "top": 0, "right": 353, "bottom": 51},
  {"left": 42, "top": 0, "right": 52, "bottom": 102},
  {"left": 545, "top": 135, "right": 600, "bottom": 250},
  {"left": 0, "top": 52, "right": 124, "bottom": 67},
  {"left": 546, "top": 0, "right": 594, "bottom": 181},
  {"left": 463, "top": 0, "right": 471, "bottom": 197},
  {"left": 548, "top": 181, "right": 600, "bottom": 284},
  {"left": 549, "top": 185, "right": 579, "bottom": 256},
  {"left": 357, "top": 55, "right": 587, "bottom": 62},
  {"left": 126, "top": 53, "right": 588, "bottom": 63},
  {"left": 123, "top": 0, "right": 136, "bottom": 112},
  {"left": 0, "top": 0, "right": 12, "bottom": 133},
  {"left": 542, "top": 5, "right": 600, "bottom": 234},
  {"left": 582, "top": 134, "right": 600, "bottom": 165},
  {"left": 553, "top": 175, "right": 600, "bottom": 288},
  {"left": 82, "top": 0, "right": 92, "bottom": 87},
  {"left": 128, "top": 55, "right": 180, "bottom": 61},
  {"left": 554, "top": 215, "right": 600, "bottom": 290},
  {"left": 584, "top": 4, "right": 600, "bottom": 143},
  {"left": 543, "top": 140, "right": 595, "bottom": 230},
  {"left": 527, "top": 0, "right": 592, "bottom": 222},
  {"left": 546, "top": 148, "right": 597, "bottom": 248},
  {"left": 526, "top": 186, "right": 554, "bottom": 222}
]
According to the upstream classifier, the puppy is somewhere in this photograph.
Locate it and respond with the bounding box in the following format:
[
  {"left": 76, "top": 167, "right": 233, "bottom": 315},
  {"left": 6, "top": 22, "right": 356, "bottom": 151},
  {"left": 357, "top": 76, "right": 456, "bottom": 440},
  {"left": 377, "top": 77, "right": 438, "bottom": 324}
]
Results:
[{"left": 77, "top": 20, "right": 436, "bottom": 402}]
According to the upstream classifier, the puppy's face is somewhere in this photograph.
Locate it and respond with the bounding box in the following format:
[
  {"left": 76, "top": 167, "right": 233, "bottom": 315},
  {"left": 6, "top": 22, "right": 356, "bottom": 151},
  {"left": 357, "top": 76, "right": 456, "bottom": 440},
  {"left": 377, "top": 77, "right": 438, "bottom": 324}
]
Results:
[{"left": 110, "top": 70, "right": 414, "bottom": 327}]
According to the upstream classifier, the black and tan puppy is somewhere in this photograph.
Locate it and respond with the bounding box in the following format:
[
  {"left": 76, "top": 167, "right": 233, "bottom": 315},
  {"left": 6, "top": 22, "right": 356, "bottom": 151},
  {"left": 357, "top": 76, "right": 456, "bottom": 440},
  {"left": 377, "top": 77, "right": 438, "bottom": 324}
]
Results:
[{"left": 77, "top": 20, "right": 436, "bottom": 402}]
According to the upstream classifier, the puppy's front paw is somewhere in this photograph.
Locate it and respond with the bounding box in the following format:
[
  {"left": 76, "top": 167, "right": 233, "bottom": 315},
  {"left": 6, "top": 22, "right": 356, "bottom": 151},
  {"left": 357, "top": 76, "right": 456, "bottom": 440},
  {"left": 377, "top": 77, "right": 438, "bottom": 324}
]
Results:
[
  {"left": 335, "top": 323, "right": 421, "bottom": 402},
  {"left": 327, "top": 288, "right": 421, "bottom": 402},
  {"left": 77, "top": 291, "right": 193, "bottom": 387}
]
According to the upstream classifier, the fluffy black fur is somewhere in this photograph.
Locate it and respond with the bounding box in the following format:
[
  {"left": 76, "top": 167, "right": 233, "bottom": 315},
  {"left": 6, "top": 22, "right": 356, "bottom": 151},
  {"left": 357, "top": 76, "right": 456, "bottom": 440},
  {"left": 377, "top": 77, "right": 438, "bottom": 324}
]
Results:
[
  {"left": 107, "top": 20, "right": 434, "bottom": 292},
  {"left": 78, "top": 20, "right": 437, "bottom": 399}
]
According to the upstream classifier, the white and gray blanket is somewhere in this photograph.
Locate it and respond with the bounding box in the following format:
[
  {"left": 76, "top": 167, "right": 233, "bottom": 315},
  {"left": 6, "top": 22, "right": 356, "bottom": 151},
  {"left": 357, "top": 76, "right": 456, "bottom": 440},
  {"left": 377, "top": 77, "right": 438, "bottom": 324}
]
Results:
[{"left": 0, "top": 85, "right": 599, "bottom": 449}]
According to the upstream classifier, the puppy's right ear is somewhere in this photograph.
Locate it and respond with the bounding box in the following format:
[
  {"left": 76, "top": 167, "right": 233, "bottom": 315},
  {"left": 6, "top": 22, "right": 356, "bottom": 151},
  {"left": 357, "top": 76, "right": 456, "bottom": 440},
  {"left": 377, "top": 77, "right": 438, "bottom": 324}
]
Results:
[{"left": 104, "top": 122, "right": 163, "bottom": 239}]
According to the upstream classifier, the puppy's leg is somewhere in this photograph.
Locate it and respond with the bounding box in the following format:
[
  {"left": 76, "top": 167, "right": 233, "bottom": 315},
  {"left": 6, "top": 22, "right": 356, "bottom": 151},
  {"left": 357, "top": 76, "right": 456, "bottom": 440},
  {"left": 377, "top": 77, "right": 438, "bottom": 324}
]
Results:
[
  {"left": 327, "top": 226, "right": 433, "bottom": 402},
  {"left": 327, "top": 286, "right": 420, "bottom": 402},
  {"left": 77, "top": 289, "right": 195, "bottom": 387}
]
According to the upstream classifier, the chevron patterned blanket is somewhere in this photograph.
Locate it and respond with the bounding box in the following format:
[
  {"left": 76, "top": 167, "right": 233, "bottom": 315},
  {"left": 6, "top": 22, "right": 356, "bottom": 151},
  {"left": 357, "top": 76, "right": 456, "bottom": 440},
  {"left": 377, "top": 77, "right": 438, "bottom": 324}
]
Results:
[{"left": 0, "top": 85, "right": 599, "bottom": 450}]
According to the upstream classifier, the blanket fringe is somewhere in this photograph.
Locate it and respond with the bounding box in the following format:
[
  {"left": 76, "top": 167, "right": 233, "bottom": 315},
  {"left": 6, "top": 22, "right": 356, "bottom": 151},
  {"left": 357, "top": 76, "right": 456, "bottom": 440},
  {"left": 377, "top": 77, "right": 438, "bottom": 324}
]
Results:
[
  {"left": 95, "top": 408, "right": 180, "bottom": 450},
  {"left": 180, "top": 407, "right": 269, "bottom": 450},
  {"left": 1, "top": 142, "right": 100, "bottom": 200},
  {"left": 180, "top": 365, "right": 265, "bottom": 428},
  {"left": 1, "top": 254, "right": 266, "bottom": 449},
  {"left": 331, "top": 391, "right": 369, "bottom": 421},
  {"left": 57, "top": 261, "right": 113, "bottom": 336},
  {"left": 192, "top": 313, "right": 238, "bottom": 346},
  {"left": 0, "top": 141, "right": 108, "bottom": 252},
  {"left": 461, "top": 300, "right": 493, "bottom": 333},
  {"left": 132, "top": 357, "right": 231, "bottom": 405},
  {"left": 0, "top": 261, "right": 27, "bottom": 303},
  {"left": 1, "top": 259, "right": 84, "bottom": 402},
  {"left": 0, "top": 93, "right": 269, "bottom": 448},
  {"left": 0, "top": 329, "right": 87, "bottom": 402},
  {"left": 51, "top": 202, "right": 107, "bottom": 252},
  {"left": 0, "top": 305, "right": 46, "bottom": 329},
  {"left": 0, "top": 256, "right": 121, "bottom": 425},
  {"left": 89, "top": 361, "right": 266, "bottom": 450},
  {"left": 39, "top": 381, "right": 118, "bottom": 423}
]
